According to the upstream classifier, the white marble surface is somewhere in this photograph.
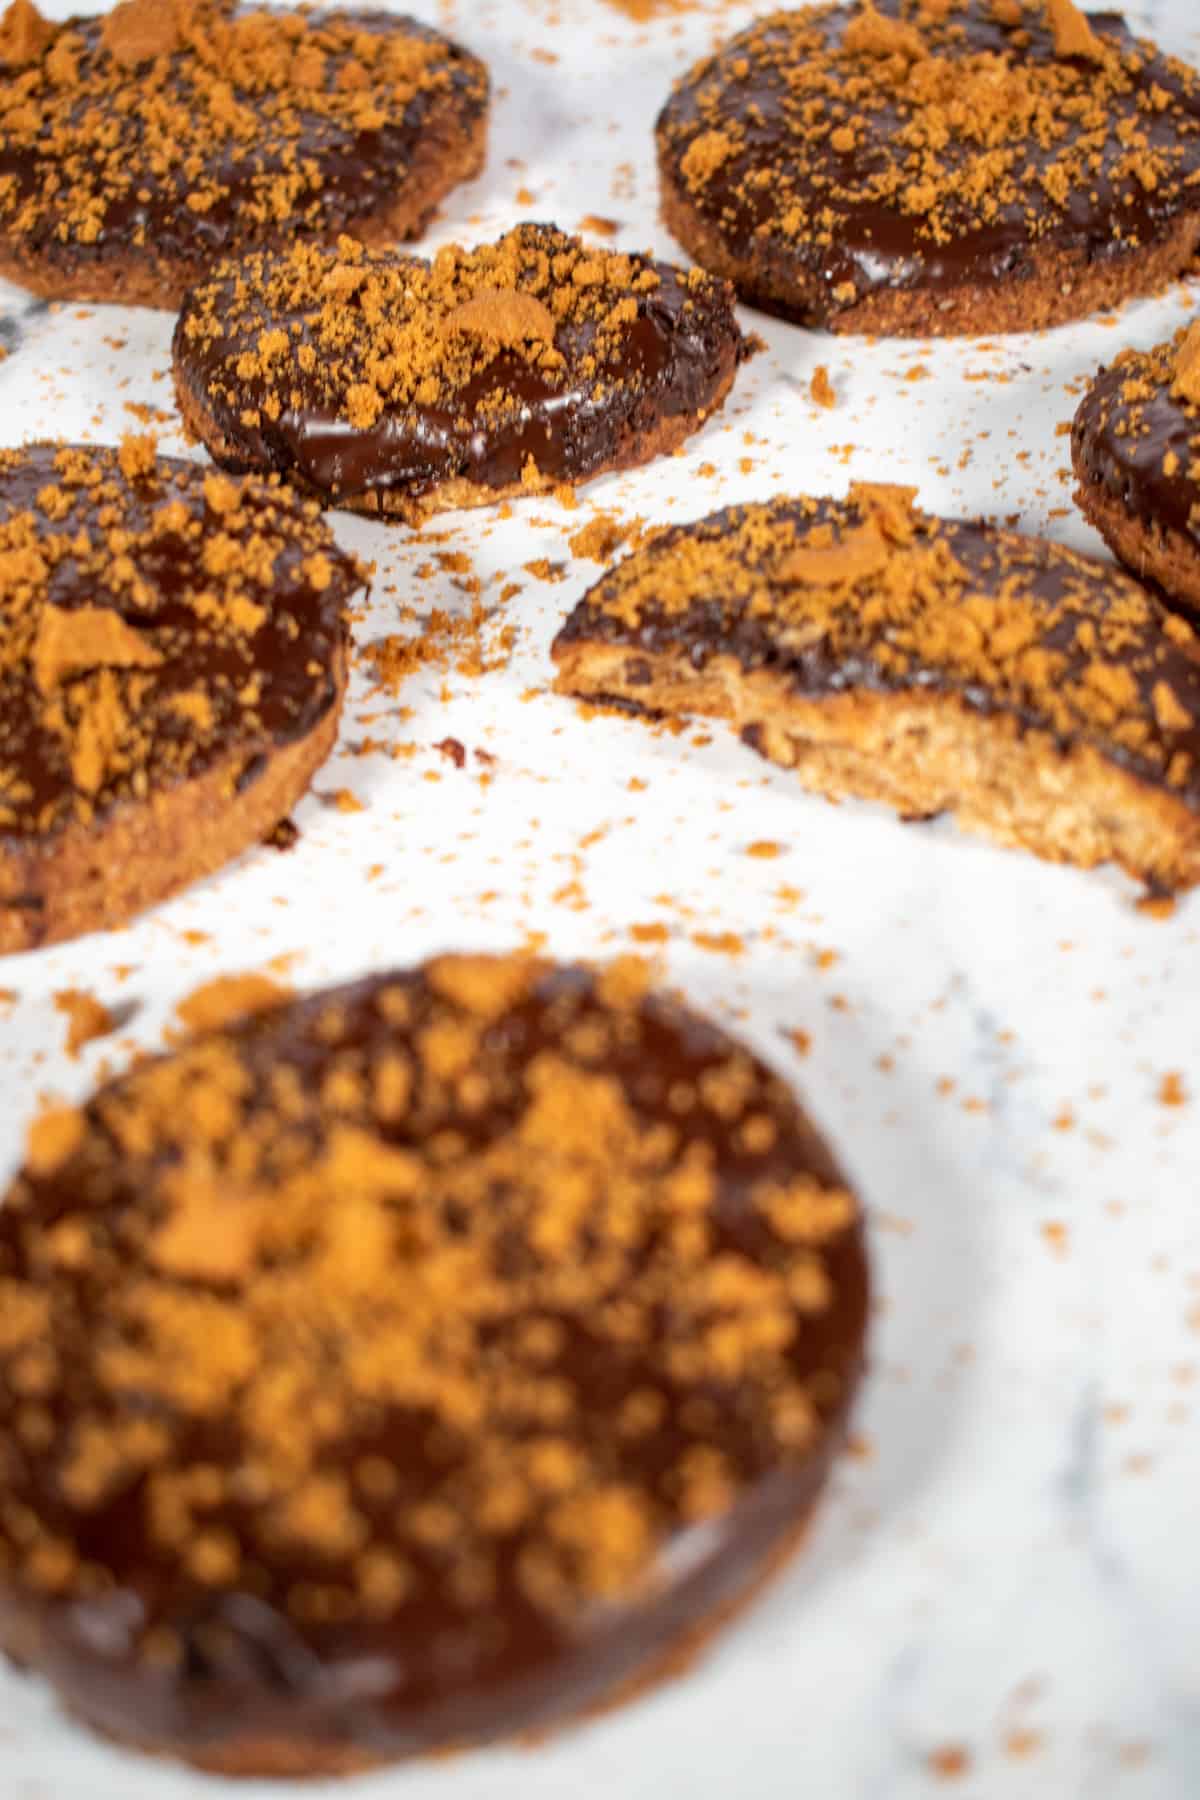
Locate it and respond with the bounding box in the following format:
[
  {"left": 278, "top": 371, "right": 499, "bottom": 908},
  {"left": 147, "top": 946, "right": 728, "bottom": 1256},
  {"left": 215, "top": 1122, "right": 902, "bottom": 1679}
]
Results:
[{"left": 2, "top": 0, "right": 1200, "bottom": 1795}]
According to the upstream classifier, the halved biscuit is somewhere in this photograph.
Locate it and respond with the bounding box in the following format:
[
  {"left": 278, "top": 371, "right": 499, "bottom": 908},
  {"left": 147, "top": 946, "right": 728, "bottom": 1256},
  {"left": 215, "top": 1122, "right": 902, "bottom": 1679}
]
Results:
[
  {"left": 0, "top": 953, "right": 867, "bottom": 1773},
  {"left": 0, "top": 0, "right": 489, "bottom": 309},
  {"left": 172, "top": 223, "right": 750, "bottom": 522},
  {"left": 553, "top": 484, "right": 1200, "bottom": 893},
  {"left": 0, "top": 441, "right": 362, "bottom": 950}
]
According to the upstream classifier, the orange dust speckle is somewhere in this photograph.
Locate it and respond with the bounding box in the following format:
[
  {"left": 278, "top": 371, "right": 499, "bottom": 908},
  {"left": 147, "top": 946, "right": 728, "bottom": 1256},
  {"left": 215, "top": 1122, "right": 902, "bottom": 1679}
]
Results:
[
  {"left": 1041, "top": 1221, "right": 1069, "bottom": 1257},
  {"left": 692, "top": 931, "right": 744, "bottom": 957},
  {"left": 928, "top": 1745, "right": 971, "bottom": 1780}
]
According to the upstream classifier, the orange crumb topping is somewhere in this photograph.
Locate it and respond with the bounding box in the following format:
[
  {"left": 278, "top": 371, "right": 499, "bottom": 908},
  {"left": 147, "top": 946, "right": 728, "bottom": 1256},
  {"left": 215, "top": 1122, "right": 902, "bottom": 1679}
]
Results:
[
  {"left": 174, "top": 973, "right": 293, "bottom": 1035},
  {"left": 1045, "top": 0, "right": 1105, "bottom": 63},
  {"left": 101, "top": 0, "right": 183, "bottom": 68},
  {"left": 809, "top": 365, "right": 837, "bottom": 410},
  {"left": 0, "top": 0, "right": 51, "bottom": 67},
  {"left": 53, "top": 988, "right": 116, "bottom": 1057},
  {"left": 1173, "top": 323, "right": 1200, "bottom": 406}
]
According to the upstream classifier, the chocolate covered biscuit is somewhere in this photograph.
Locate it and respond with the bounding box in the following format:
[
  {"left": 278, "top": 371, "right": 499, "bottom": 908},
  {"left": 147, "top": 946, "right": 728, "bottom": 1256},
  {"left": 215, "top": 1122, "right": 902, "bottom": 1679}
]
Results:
[
  {"left": 0, "top": 441, "right": 360, "bottom": 949},
  {"left": 173, "top": 224, "right": 749, "bottom": 522},
  {"left": 656, "top": 1, "right": 1200, "bottom": 336},
  {"left": 1073, "top": 321, "right": 1200, "bottom": 618},
  {"left": 0, "top": 954, "right": 868, "bottom": 1773},
  {"left": 0, "top": 0, "right": 489, "bottom": 309}
]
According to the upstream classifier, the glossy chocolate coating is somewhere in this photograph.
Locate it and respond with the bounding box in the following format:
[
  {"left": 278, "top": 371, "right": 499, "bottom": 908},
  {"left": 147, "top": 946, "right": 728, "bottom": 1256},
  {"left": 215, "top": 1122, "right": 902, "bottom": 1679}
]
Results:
[
  {"left": 0, "top": 963, "right": 868, "bottom": 1765},
  {"left": 0, "top": 445, "right": 354, "bottom": 840},
  {"left": 172, "top": 231, "right": 746, "bottom": 507},
  {"left": 555, "top": 496, "right": 1200, "bottom": 808},
  {"left": 0, "top": 8, "right": 487, "bottom": 285},
  {"left": 1073, "top": 354, "right": 1200, "bottom": 543},
  {"left": 656, "top": 3, "right": 1200, "bottom": 325}
]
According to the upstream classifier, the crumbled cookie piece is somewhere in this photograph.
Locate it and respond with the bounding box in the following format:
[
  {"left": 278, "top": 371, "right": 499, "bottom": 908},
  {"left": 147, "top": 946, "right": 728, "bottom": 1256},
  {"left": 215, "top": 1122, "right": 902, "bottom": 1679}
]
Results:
[
  {"left": 1045, "top": 0, "right": 1104, "bottom": 62},
  {"left": 0, "top": 0, "right": 51, "bottom": 65}
]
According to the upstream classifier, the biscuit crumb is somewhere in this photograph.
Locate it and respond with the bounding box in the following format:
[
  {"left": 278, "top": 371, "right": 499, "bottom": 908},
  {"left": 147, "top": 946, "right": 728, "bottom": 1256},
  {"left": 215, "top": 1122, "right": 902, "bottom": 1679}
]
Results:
[
  {"left": 1172, "top": 323, "right": 1200, "bottom": 406},
  {"left": 445, "top": 287, "right": 556, "bottom": 347},
  {"left": 175, "top": 974, "right": 293, "bottom": 1035},
  {"left": 102, "top": 0, "right": 182, "bottom": 67},
  {"left": 928, "top": 1744, "right": 972, "bottom": 1780},
  {"left": 54, "top": 990, "right": 116, "bottom": 1057},
  {"left": 25, "top": 1104, "right": 85, "bottom": 1176},
  {"left": 32, "top": 605, "right": 162, "bottom": 695},
  {"left": 1045, "top": 0, "right": 1106, "bottom": 62},
  {"left": 809, "top": 365, "right": 836, "bottom": 409},
  {"left": 844, "top": 2, "right": 925, "bottom": 60},
  {"left": 0, "top": 0, "right": 51, "bottom": 67}
]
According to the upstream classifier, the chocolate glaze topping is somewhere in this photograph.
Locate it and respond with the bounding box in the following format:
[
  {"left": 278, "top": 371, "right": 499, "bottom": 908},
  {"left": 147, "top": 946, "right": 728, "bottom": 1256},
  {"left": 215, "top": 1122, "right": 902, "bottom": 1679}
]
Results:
[
  {"left": 554, "top": 485, "right": 1200, "bottom": 808},
  {"left": 0, "top": 956, "right": 868, "bottom": 1764},
  {"left": 656, "top": 1, "right": 1200, "bottom": 326},
  {"left": 0, "top": 442, "right": 357, "bottom": 844},
  {"left": 0, "top": 1, "right": 488, "bottom": 294},
  {"left": 1072, "top": 324, "right": 1200, "bottom": 543},
  {"left": 173, "top": 224, "right": 748, "bottom": 509}
]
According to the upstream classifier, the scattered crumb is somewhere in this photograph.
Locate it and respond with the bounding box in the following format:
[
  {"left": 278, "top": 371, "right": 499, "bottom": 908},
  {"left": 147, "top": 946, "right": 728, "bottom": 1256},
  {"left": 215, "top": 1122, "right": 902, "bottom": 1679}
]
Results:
[
  {"left": 330, "top": 788, "right": 365, "bottom": 814},
  {"left": 809, "top": 364, "right": 836, "bottom": 409},
  {"left": 569, "top": 511, "right": 644, "bottom": 563},
  {"left": 174, "top": 974, "right": 293, "bottom": 1036},
  {"left": 264, "top": 817, "right": 300, "bottom": 852},
  {"left": 928, "top": 1745, "right": 972, "bottom": 1781},
  {"left": 435, "top": 736, "right": 468, "bottom": 769},
  {"left": 1041, "top": 1221, "right": 1069, "bottom": 1257},
  {"left": 53, "top": 990, "right": 117, "bottom": 1058},
  {"left": 691, "top": 931, "right": 745, "bottom": 956}
]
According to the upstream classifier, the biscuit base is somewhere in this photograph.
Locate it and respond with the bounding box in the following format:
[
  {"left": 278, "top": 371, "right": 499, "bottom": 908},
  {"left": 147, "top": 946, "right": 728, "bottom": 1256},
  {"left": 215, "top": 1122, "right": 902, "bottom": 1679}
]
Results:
[
  {"left": 554, "top": 641, "right": 1200, "bottom": 894},
  {"left": 173, "top": 351, "right": 741, "bottom": 526},
  {"left": 0, "top": 1495, "right": 821, "bottom": 1778},
  {"left": 1072, "top": 465, "right": 1200, "bottom": 621},
  {"left": 659, "top": 164, "right": 1200, "bottom": 337},
  {"left": 0, "top": 110, "right": 487, "bottom": 311},
  {"left": 0, "top": 646, "right": 347, "bottom": 952}
]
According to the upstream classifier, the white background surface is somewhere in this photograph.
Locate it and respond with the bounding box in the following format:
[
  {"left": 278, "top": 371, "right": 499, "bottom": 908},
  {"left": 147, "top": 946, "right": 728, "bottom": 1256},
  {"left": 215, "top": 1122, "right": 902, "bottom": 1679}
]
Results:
[{"left": 2, "top": 1, "right": 1200, "bottom": 1795}]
